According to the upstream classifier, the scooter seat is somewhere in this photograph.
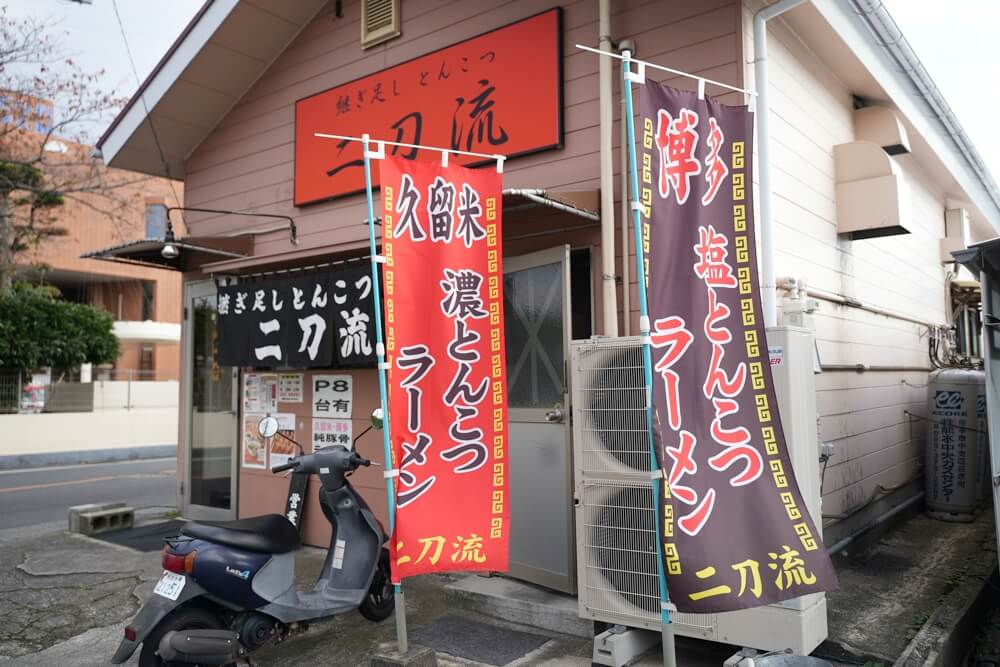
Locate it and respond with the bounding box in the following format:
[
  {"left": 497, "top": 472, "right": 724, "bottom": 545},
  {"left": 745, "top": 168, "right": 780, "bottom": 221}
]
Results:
[{"left": 182, "top": 514, "right": 301, "bottom": 554}]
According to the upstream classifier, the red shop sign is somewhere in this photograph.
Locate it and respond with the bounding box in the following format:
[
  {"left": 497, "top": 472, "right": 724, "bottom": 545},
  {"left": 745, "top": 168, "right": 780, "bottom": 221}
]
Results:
[
  {"left": 294, "top": 8, "right": 562, "bottom": 206},
  {"left": 380, "top": 155, "right": 509, "bottom": 580}
]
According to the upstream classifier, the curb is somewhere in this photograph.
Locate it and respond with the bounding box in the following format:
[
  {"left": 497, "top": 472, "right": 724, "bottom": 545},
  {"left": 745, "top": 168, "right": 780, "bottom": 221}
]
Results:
[
  {"left": 0, "top": 444, "right": 176, "bottom": 470},
  {"left": 893, "top": 545, "right": 998, "bottom": 666}
]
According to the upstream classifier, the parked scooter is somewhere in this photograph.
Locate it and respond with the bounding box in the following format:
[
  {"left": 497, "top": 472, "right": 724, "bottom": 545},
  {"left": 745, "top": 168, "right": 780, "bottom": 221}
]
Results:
[{"left": 111, "top": 412, "right": 393, "bottom": 666}]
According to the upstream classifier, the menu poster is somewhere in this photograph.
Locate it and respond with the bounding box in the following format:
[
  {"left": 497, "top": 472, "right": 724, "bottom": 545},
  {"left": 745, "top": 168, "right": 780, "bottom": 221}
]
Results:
[
  {"left": 278, "top": 373, "right": 304, "bottom": 403},
  {"left": 244, "top": 373, "right": 278, "bottom": 414},
  {"left": 269, "top": 413, "right": 299, "bottom": 468},
  {"left": 242, "top": 414, "right": 267, "bottom": 469},
  {"left": 312, "top": 418, "right": 353, "bottom": 451}
]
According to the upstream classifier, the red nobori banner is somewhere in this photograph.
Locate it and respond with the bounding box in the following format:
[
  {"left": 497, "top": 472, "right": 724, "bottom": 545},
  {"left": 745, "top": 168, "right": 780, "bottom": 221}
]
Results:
[
  {"left": 295, "top": 8, "right": 562, "bottom": 206},
  {"left": 381, "top": 155, "right": 509, "bottom": 580},
  {"left": 638, "top": 81, "right": 837, "bottom": 612}
]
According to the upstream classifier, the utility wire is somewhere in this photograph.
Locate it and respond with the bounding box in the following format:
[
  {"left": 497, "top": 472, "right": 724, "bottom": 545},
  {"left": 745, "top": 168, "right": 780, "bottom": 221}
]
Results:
[{"left": 109, "top": 0, "right": 185, "bottom": 231}]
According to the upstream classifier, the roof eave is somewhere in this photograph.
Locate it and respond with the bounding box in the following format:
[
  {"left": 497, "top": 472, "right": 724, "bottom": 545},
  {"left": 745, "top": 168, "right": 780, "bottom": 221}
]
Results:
[{"left": 812, "top": 0, "right": 1000, "bottom": 233}]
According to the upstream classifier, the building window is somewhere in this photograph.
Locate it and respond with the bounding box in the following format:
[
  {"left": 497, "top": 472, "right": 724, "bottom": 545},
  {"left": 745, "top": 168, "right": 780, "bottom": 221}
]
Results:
[
  {"left": 140, "top": 345, "right": 154, "bottom": 374},
  {"left": 361, "top": 0, "right": 400, "bottom": 49},
  {"left": 142, "top": 282, "right": 155, "bottom": 321},
  {"left": 145, "top": 201, "right": 168, "bottom": 239}
]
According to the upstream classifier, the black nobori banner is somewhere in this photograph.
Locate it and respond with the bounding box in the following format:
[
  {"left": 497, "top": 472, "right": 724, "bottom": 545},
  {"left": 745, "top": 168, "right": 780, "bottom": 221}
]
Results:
[
  {"left": 217, "top": 267, "right": 376, "bottom": 369},
  {"left": 638, "top": 80, "right": 836, "bottom": 612}
]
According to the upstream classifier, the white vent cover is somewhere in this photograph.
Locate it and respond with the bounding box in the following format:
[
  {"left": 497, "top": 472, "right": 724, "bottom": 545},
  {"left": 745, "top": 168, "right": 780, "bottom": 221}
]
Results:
[
  {"left": 361, "top": 0, "right": 400, "bottom": 49},
  {"left": 941, "top": 208, "right": 971, "bottom": 263}
]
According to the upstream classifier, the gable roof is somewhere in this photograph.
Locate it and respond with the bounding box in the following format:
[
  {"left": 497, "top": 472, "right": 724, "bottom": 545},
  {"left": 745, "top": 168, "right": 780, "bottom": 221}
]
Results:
[
  {"left": 97, "top": 0, "right": 327, "bottom": 179},
  {"left": 100, "top": 0, "right": 1000, "bottom": 233}
]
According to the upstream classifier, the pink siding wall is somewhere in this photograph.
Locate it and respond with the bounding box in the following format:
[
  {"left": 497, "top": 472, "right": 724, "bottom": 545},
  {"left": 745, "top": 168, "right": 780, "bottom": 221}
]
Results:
[
  {"left": 183, "top": 0, "right": 743, "bottom": 326},
  {"left": 180, "top": 0, "right": 743, "bottom": 543}
]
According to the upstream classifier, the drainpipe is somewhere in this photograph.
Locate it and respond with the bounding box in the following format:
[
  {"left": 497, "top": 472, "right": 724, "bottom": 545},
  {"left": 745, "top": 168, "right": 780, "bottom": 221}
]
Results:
[
  {"left": 598, "top": 0, "right": 618, "bottom": 336},
  {"left": 619, "top": 40, "right": 637, "bottom": 337},
  {"left": 754, "top": 0, "right": 807, "bottom": 328}
]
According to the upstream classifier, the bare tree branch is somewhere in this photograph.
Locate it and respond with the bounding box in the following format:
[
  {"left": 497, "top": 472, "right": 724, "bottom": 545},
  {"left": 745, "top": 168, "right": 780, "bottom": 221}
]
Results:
[{"left": 0, "top": 7, "right": 148, "bottom": 293}]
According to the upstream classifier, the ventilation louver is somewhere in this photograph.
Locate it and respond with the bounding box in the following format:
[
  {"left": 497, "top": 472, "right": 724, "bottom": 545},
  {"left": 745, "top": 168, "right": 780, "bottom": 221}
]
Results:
[{"left": 361, "top": 0, "right": 400, "bottom": 49}]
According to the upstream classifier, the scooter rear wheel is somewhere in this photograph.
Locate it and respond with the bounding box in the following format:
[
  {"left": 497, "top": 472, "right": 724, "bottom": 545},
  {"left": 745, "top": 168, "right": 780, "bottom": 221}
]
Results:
[
  {"left": 139, "top": 604, "right": 233, "bottom": 667},
  {"left": 359, "top": 548, "right": 394, "bottom": 622}
]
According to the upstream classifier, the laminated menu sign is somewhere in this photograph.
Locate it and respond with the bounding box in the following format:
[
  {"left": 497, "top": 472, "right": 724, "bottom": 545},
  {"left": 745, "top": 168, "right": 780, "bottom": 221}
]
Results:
[
  {"left": 278, "top": 373, "right": 304, "bottom": 403},
  {"left": 638, "top": 80, "right": 836, "bottom": 612},
  {"left": 268, "top": 413, "right": 298, "bottom": 468},
  {"left": 312, "top": 418, "right": 353, "bottom": 451},
  {"left": 381, "top": 155, "right": 509, "bottom": 580},
  {"left": 242, "top": 414, "right": 267, "bottom": 469},
  {"left": 243, "top": 373, "right": 277, "bottom": 414}
]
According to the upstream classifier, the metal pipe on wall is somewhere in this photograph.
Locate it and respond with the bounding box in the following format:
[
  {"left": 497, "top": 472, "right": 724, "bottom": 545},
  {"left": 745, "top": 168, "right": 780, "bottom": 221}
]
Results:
[
  {"left": 754, "top": 0, "right": 807, "bottom": 328},
  {"left": 827, "top": 492, "right": 924, "bottom": 555},
  {"left": 598, "top": 0, "right": 618, "bottom": 336},
  {"left": 778, "top": 276, "right": 940, "bottom": 329},
  {"left": 619, "top": 42, "right": 636, "bottom": 337}
]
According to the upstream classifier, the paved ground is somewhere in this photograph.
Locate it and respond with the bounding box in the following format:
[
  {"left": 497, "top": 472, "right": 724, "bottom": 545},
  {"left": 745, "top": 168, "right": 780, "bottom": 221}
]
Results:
[
  {"left": 0, "top": 512, "right": 734, "bottom": 666},
  {"left": 0, "top": 506, "right": 992, "bottom": 666},
  {"left": 824, "top": 510, "right": 997, "bottom": 665},
  {"left": 0, "top": 458, "right": 176, "bottom": 529}
]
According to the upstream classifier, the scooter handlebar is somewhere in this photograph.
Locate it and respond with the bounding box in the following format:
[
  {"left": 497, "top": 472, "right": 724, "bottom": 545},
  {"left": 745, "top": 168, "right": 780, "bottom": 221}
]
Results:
[
  {"left": 271, "top": 460, "right": 300, "bottom": 473},
  {"left": 351, "top": 453, "right": 372, "bottom": 467}
]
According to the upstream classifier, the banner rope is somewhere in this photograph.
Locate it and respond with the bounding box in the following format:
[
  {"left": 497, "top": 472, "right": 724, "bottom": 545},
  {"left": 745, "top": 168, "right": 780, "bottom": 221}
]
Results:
[
  {"left": 316, "top": 132, "right": 507, "bottom": 172},
  {"left": 576, "top": 44, "right": 757, "bottom": 100}
]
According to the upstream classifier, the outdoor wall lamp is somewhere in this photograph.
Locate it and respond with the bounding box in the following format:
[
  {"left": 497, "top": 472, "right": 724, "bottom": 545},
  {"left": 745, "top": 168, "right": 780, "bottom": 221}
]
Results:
[{"left": 161, "top": 220, "right": 180, "bottom": 259}]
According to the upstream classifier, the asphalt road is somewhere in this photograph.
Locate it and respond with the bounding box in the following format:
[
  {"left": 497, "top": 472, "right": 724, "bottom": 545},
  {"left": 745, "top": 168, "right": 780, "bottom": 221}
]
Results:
[{"left": 0, "top": 458, "right": 177, "bottom": 530}]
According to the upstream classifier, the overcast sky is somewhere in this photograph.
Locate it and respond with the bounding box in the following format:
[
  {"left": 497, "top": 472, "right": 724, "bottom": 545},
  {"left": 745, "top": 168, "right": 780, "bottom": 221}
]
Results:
[{"left": 4, "top": 0, "right": 998, "bottom": 184}]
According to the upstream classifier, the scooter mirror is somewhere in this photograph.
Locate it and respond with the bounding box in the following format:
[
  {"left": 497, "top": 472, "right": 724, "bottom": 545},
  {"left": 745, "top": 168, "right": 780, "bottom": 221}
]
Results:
[
  {"left": 370, "top": 408, "right": 384, "bottom": 430},
  {"left": 258, "top": 416, "right": 279, "bottom": 438}
]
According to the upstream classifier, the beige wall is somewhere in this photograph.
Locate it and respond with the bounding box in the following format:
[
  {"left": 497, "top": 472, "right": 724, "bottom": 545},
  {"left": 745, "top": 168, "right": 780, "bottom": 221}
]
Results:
[
  {"left": 741, "top": 1, "right": 949, "bottom": 535},
  {"left": 179, "top": 0, "right": 743, "bottom": 527},
  {"left": 183, "top": 0, "right": 742, "bottom": 335},
  {"left": 25, "top": 165, "right": 184, "bottom": 377},
  {"left": 176, "top": 0, "right": 955, "bottom": 545}
]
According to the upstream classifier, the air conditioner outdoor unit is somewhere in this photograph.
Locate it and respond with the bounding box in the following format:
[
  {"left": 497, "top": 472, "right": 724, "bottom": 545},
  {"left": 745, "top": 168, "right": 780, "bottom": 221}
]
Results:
[{"left": 571, "top": 331, "right": 827, "bottom": 654}]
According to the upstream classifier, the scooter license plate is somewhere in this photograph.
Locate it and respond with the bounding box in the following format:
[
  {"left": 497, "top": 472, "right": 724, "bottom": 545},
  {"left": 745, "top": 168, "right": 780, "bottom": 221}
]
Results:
[{"left": 153, "top": 571, "right": 186, "bottom": 601}]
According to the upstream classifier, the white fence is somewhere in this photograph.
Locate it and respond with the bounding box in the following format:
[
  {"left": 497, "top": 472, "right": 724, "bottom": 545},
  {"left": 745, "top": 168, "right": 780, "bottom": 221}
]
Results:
[
  {"left": 0, "top": 381, "right": 179, "bottom": 463},
  {"left": 93, "top": 380, "right": 180, "bottom": 410}
]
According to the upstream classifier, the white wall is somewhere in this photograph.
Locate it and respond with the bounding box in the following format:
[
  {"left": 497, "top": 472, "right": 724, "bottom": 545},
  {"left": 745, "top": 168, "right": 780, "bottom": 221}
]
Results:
[
  {"left": 743, "top": 2, "right": 948, "bottom": 537},
  {"left": 0, "top": 381, "right": 180, "bottom": 458},
  {"left": 0, "top": 408, "right": 178, "bottom": 456}
]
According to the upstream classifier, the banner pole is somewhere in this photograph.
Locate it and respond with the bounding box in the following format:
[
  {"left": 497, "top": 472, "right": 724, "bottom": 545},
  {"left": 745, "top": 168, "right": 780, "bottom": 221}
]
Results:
[
  {"left": 621, "top": 51, "right": 678, "bottom": 667},
  {"left": 361, "top": 133, "right": 409, "bottom": 655}
]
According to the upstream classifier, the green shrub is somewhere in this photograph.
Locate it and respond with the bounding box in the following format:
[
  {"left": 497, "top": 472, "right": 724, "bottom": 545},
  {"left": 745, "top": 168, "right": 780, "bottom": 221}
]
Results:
[{"left": 0, "top": 283, "right": 119, "bottom": 374}]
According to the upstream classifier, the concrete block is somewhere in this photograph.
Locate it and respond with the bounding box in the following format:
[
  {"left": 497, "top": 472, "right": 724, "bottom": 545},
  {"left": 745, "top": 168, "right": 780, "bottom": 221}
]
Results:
[
  {"left": 444, "top": 575, "right": 591, "bottom": 638},
  {"left": 592, "top": 626, "right": 660, "bottom": 666},
  {"left": 73, "top": 506, "right": 134, "bottom": 536},
  {"left": 368, "top": 642, "right": 437, "bottom": 667},
  {"left": 68, "top": 502, "right": 127, "bottom": 532}
]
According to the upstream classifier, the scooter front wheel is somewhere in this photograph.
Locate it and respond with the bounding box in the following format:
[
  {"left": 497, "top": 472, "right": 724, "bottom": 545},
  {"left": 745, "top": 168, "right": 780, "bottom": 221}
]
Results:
[
  {"left": 139, "top": 604, "right": 233, "bottom": 667},
  {"left": 359, "top": 548, "right": 394, "bottom": 622}
]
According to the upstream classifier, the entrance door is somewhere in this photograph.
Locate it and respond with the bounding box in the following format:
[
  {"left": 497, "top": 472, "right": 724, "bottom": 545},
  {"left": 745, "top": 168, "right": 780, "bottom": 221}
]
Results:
[
  {"left": 182, "top": 280, "right": 238, "bottom": 521},
  {"left": 504, "top": 245, "right": 575, "bottom": 593}
]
